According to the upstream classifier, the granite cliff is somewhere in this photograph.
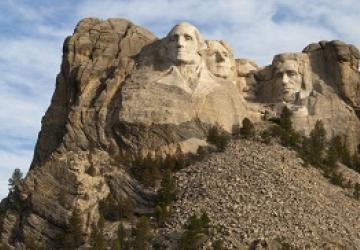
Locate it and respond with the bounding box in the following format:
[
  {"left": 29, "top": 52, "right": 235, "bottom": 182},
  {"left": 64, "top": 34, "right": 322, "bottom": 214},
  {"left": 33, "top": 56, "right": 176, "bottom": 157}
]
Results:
[{"left": 1, "top": 18, "right": 360, "bottom": 249}]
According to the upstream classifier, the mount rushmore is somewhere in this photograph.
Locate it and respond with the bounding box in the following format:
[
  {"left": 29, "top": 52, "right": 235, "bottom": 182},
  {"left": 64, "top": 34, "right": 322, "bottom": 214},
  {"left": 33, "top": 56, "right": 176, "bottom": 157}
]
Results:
[{"left": 1, "top": 18, "right": 360, "bottom": 249}]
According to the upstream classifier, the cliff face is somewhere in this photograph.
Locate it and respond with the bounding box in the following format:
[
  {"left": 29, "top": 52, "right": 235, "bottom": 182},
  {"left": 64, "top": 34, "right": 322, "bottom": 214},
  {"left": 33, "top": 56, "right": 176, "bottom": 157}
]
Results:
[
  {"left": 31, "top": 18, "right": 156, "bottom": 169},
  {"left": 1, "top": 18, "right": 157, "bottom": 249},
  {"left": 1, "top": 18, "right": 360, "bottom": 249},
  {"left": 303, "top": 40, "right": 360, "bottom": 109}
]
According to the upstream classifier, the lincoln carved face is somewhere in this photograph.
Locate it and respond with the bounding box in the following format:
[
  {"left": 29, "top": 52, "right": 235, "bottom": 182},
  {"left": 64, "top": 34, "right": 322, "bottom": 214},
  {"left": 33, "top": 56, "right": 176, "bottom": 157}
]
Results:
[
  {"left": 205, "top": 40, "right": 234, "bottom": 79},
  {"left": 166, "top": 23, "right": 203, "bottom": 65},
  {"left": 274, "top": 60, "right": 303, "bottom": 103}
]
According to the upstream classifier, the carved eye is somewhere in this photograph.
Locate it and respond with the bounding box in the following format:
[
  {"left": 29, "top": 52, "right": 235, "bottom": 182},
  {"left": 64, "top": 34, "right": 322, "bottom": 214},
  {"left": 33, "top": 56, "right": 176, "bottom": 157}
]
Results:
[
  {"left": 287, "top": 70, "right": 297, "bottom": 77},
  {"left": 222, "top": 52, "right": 229, "bottom": 57},
  {"left": 170, "top": 34, "right": 179, "bottom": 42},
  {"left": 184, "top": 34, "right": 193, "bottom": 41}
]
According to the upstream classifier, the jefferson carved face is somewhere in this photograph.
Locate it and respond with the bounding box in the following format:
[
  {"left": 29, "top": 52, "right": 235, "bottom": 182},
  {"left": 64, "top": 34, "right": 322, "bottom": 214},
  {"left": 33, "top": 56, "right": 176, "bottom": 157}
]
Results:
[
  {"left": 274, "top": 60, "right": 302, "bottom": 102},
  {"left": 166, "top": 23, "right": 202, "bottom": 65},
  {"left": 206, "top": 40, "right": 234, "bottom": 79}
]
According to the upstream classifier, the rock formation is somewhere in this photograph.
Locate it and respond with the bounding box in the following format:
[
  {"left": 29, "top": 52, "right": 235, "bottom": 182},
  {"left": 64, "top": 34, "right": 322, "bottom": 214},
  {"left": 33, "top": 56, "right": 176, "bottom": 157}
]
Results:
[
  {"left": 303, "top": 40, "right": 360, "bottom": 109},
  {"left": 256, "top": 51, "right": 360, "bottom": 150},
  {"left": 1, "top": 17, "right": 158, "bottom": 249},
  {"left": 1, "top": 18, "right": 360, "bottom": 249},
  {"left": 114, "top": 22, "right": 264, "bottom": 158}
]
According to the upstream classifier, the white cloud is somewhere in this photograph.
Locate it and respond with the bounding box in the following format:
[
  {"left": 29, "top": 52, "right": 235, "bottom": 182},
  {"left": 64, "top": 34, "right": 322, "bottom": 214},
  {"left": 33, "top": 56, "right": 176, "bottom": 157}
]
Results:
[
  {"left": 0, "top": 4, "right": 66, "bottom": 200},
  {"left": 36, "top": 25, "right": 73, "bottom": 39},
  {"left": 0, "top": 38, "right": 62, "bottom": 79},
  {"left": 74, "top": 0, "right": 360, "bottom": 65},
  {"left": 0, "top": 150, "right": 32, "bottom": 171},
  {"left": 1, "top": 0, "right": 45, "bottom": 22}
]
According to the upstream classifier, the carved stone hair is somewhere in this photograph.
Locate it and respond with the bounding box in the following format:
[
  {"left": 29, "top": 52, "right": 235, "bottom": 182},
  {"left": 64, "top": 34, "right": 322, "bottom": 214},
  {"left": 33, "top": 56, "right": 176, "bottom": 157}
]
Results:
[
  {"left": 205, "top": 40, "right": 234, "bottom": 60},
  {"left": 165, "top": 22, "right": 206, "bottom": 51}
]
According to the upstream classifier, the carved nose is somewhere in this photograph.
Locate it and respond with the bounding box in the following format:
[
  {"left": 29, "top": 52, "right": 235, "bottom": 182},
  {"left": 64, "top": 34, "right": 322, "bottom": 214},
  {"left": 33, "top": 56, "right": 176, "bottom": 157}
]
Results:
[
  {"left": 177, "top": 36, "right": 186, "bottom": 47},
  {"left": 282, "top": 73, "right": 289, "bottom": 84},
  {"left": 215, "top": 52, "right": 225, "bottom": 62}
]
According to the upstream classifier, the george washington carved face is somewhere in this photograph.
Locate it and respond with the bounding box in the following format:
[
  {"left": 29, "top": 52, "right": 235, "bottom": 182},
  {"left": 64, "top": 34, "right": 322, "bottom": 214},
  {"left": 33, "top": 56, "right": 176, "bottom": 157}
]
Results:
[{"left": 166, "top": 22, "right": 204, "bottom": 65}]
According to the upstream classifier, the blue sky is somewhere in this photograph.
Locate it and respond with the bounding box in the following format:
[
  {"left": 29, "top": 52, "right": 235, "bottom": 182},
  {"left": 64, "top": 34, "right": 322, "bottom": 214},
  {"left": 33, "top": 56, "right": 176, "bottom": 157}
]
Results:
[{"left": 1, "top": 0, "right": 360, "bottom": 198}]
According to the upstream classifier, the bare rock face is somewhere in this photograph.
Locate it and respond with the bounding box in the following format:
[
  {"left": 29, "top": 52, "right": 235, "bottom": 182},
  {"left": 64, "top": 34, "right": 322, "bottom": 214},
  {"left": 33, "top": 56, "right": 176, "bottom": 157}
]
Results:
[
  {"left": 1, "top": 17, "right": 360, "bottom": 249},
  {"left": 303, "top": 40, "right": 360, "bottom": 109},
  {"left": 32, "top": 17, "right": 156, "bottom": 169},
  {"left": 1, "top": 18, "right": 157, "bottom": 248},
  {"left": 117, "top": 23, "right": 262, "bottom": 155}
]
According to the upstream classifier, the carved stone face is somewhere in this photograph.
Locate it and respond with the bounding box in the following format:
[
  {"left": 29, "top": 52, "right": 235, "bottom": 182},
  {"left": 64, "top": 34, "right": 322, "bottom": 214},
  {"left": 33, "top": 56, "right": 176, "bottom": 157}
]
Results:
[
  {"left": 274, "top": 60, "right": 302, "bottom": 102},
  {"left": 166, "top": 23, "right": 202, "bottom": 65},
  {"left": 206, "top": 41, "right": 234, "bottom": 79}
]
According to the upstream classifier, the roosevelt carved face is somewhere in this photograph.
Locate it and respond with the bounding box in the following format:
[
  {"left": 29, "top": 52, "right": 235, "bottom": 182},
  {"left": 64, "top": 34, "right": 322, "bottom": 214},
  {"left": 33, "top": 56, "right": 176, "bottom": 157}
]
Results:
[
  {"left": 206, "top": 40, "right": 234, "bottom": 79},
  {"left": 166, "top": 23, "right": 202, "bottom": 65},
  {"left": 274, "top": 60, "right": 303, "bottom": 103}
]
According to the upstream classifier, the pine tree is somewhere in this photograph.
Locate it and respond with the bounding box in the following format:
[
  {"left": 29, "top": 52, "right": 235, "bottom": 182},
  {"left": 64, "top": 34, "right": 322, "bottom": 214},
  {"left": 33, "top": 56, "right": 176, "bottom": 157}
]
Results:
[
  {"left": 213, "top": 239, "right": 225, "bottom": 250},
  {"left": 99, "top": 194, "right": 134, "bottom": 221},
  {"left": 271, "top": 107, "right": 300, "bottom": 148},
  {"left": 113, "top": 223, "right": 128, "bottom": 250},
  {"left": 99, "top": 194, "right": 119, "bottom": 221},
  {"left": 279, "top": 106, "right": 292, "bottom": 132},
  {"left": 260, "top": 129, "right": 272, "bottom": 144},
  {"left": 239, "top": 118, "right": 255, "bottom": 138},
  {"left": 179, "top": 213, "right": 211, "bottom": 250},
  {"left": 324, "top": 136, "right": 341, "bottom": 170},
  {"left": 305, "top": 120, "right": 326, "bottom": 167},
  {"left": 142, "top": 153, "right": 161, "bottom": 187},
  {"left": 330, "top": 171, "right": 345, "bottom": 187},
  {"left": 175, "top": 146, "right": 186, "bottom": 170},
  {"left": 340, "top": 141, "right": 353, "bottom": 168},
  {"left": 8, "top": 168, "right": 23, "bottom": 193},
  {"left": 25, "top": 237, "right": 46, "bottom": 250},
  {"left": 354, "top": 183, "right": 360, "bottom": 200},
  {"left": 62, "top": 208, "right": 84, "bottom": 250},
  {"left": 119, "top": 197, "right": 135, "bottom": 221},
  {"left": 133, "top": 217, "right": 152, "bottom": 250},
  {"left": 89, "top": 215, "right": 106, "bottom": 250},
  {"left": 352, "top": 154, "right": 360, "bottom": 173},
  {"left": 207, "top": 126, "right": 230, "bottom": 152},
  {"left": 0, "top": 244, "right": 11, "bottom": 250},
  {"left": 154, "top": 205, "right": 165, "bottom": 225},
  {"left": 157, "top": 169, "right": 177, "bottom": 206},
  {"left": 162, "top": 154, "right": 176, "bottom": 171},
  {"left": 200, "top": 211, "right": 210, "bottom": 231},
  {"left": 113, "top": 241, "right": 122, "bottom": 250}
]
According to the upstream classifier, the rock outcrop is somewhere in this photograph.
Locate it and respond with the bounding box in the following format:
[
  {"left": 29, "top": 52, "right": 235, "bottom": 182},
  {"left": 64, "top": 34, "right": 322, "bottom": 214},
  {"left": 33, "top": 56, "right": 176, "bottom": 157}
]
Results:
[
  {"left": 1, "top": 17, "right": 360, "bottom": 249},
  {"left": 1, "top": 18, "right": 157, "bottom": 249},
  {"left": 303, "top": 40, "right": 360, "bottom": 109},
  {"left": 31, "top": 17, "right": 156, "bottom": 169}
]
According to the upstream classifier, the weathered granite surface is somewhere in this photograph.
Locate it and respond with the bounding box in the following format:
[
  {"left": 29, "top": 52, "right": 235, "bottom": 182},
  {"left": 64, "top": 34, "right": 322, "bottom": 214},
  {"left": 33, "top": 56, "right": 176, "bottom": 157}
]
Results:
[{"left": 1, "top": 17, "right": 360, "bottom": 249}]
